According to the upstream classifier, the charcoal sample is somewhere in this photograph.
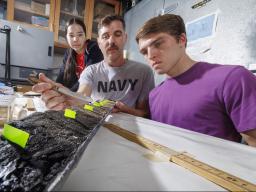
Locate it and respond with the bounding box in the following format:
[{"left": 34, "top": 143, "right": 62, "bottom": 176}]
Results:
[{"left": 0, "top": 108, "right": 107, "bottom": 192}]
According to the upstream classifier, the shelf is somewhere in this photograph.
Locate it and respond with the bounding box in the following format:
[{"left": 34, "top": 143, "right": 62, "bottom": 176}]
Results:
[
  {"left": 60, "top": 10, "right": 84, "bottom": 19},
  {"left": 15, "top": 7, "right": 49, "bottom": 18},
  {"left": 54, "top": 41, "right": 69, "bottom": 49},
  {"left": 7, "top": 20, "right": 49, "bottom": 31},
  {"left": 14, "top": 9, "right": 49, "bottom": 28},
  {"left": 54, "top": 41, "right": 68, "bottom": 55},
  {"left": 15, "top": 1, "right": 49, "bottom": 18}
]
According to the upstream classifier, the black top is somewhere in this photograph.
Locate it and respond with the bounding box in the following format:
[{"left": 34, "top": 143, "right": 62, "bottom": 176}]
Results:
[{"left": 56, "top": 40, "right": 103, "bottom": 91}]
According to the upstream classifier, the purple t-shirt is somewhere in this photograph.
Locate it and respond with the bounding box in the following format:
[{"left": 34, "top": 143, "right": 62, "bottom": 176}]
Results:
[{"left": 149, "top": 62, "right": 256, "bottom": 142}]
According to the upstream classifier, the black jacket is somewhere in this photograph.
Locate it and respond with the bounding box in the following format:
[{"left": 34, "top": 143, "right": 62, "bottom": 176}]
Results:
[{"left": 56, "top": 40, "right": 103, "bottom": 91}]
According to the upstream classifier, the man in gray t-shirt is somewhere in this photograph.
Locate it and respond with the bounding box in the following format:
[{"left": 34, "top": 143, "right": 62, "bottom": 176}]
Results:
[
  {"left": 79, "top": 60, "right": 154, "bottom": 108},
  {"left": 77, "top": 15, "right": 155, "bottom": 117}
]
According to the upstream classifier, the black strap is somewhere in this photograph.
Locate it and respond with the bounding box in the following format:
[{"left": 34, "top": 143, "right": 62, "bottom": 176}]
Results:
[{"left": 0, "top": 25, "right": 11, "bottom": 83}]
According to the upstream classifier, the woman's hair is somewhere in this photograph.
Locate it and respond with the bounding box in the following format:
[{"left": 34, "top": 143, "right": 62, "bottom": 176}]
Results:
[
  {"left": 64, "top": 18, "right": 87, "bottom": 86},
  {"left": 65, "top": 18, "right": 86, "bottom": 35}
]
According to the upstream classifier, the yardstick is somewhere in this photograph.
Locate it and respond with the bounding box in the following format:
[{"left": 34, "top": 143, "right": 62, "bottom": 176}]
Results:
[{"left": 103, "top": 123, "right": 256, "bottom": 192}]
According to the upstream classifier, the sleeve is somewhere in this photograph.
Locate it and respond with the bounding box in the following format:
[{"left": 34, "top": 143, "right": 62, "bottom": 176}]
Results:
[
  {"left": 223, "top": 66, "right": 256, "bottom": 133},
  {"left": 138, "top": 66, "right": 155, "bottom": 102},
  {"left": 86, "top": 41, "right": 104, "bottom": 65},
  {"left": 55, "top": 50, "right": 68, "bottom": 84},
  {"left": 78, "top": 65, "right": 94, "bottom": 86}
]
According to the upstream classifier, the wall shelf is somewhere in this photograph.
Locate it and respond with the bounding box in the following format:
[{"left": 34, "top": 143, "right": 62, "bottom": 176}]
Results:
[{"left": 14, "top": 1, "right": 49, "bottom": 18}]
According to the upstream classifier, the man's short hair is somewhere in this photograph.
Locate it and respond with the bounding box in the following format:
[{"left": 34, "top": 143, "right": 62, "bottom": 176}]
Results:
[
  {"left": 98, "top": 15, "right": 126, "bottom": 32},
  {"left": 136, "top": 14, "right": 186, "bottom": 44}
]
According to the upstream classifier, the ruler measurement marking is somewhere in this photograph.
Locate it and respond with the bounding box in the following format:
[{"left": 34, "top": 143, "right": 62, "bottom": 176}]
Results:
[{"left": 172, "top": 153, "right": 255, "bottom": 191}]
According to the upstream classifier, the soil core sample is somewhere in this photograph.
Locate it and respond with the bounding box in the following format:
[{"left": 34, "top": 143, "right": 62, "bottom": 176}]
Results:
[{"left": 0, "top": 108, "right": 105, "bottom": 192}]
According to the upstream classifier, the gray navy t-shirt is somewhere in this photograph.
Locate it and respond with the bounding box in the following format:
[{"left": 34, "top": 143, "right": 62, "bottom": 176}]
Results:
[{"left": 79, "top": 60, "right": 155, "bottom": 107}]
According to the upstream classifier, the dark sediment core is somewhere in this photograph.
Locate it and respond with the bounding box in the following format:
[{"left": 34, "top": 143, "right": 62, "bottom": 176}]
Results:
[{"left": 0, "top": 109, "right": 104, "bottom": 192}]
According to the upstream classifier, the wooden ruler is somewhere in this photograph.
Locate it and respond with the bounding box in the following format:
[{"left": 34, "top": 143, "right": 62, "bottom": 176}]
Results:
[{"left": 103, "top": 123, "right": 256, "bottom": 192}]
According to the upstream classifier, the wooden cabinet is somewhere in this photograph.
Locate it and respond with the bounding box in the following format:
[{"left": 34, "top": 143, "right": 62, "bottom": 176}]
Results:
[
  {"left": 54, "top": 0, "right": 120, "bottom": 47},
  {"left": 6, "top": 0, "right": 120, "bottom": 48},
  {"left": 6, "top": 0, "right": 55, "bottom": 31},
  {"left": 90, "top": 0, "right": 121, "bottom": 40}
]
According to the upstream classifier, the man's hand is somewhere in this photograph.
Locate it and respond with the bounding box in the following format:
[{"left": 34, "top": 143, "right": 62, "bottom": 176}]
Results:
[
  {"left": 114, "top": 101, "right": 149, "bottom": 117},
  {"left": 241, "top": 130, "right": 256, "bottom": 147},
  {"left": 32, "top": 73, "right": 68, "bottom": 110}
]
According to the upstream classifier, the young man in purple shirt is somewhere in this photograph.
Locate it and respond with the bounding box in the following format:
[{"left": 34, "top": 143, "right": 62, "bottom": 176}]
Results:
[{"left": 135, "top": 14, "right": 256, "bottom": 147}]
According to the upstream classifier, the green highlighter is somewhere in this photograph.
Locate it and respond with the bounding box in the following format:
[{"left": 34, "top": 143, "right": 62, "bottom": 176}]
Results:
[{"left": 2, "top": 124, "right": 30, "bottom": 148}]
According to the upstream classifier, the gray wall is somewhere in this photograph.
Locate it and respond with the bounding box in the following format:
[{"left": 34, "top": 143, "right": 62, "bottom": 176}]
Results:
[{"left": 124, "top": 0, "right": 256, "bottom": 85}]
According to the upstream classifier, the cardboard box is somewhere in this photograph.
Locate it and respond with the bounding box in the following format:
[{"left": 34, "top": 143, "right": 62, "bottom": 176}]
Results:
[
  {"left": 31, "top": 16, "right": 49, "bottom": 27},
  {"left": 31, "top": 0, "right": 45, "bottom": 15}
]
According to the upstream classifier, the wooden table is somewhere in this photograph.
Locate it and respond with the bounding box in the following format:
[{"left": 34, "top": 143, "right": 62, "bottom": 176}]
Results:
[{"left": 16, "top": 84, "right": 32, "bottom": 93}]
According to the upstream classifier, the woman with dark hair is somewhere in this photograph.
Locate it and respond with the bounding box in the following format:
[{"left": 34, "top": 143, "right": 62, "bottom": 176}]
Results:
[{"left": 56, "top": 18, "right": 103, "bottom": 91}]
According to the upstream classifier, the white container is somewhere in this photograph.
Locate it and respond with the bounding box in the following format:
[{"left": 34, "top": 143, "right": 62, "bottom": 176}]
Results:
[
  {"left": 45, "top": 4, "right": 50, "bottom": 16},
  {"left": 0, "top": 95, "right": 15, "bottom": 126}
]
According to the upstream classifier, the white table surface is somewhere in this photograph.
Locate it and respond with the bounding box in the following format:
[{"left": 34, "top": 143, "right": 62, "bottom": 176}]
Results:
[{"left": 60, "top": 113, "right": 256, "bottom": 191}]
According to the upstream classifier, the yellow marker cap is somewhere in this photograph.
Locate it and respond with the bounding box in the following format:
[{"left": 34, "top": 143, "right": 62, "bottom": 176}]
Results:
[
  {"left": 64, "top": 108, "right": 76, "bottom": 119},
  {"left": 99, "top": 99, "right": 110, "bottom": 106},
  {"left": 93, "top": 101, "right": 101, "bottom": 107},
  {"left": 84, "top": 104, "right": 94, "bottom": 111},
  {"left": 2, "top": 124, "right": 30, "bottom": 148}
]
